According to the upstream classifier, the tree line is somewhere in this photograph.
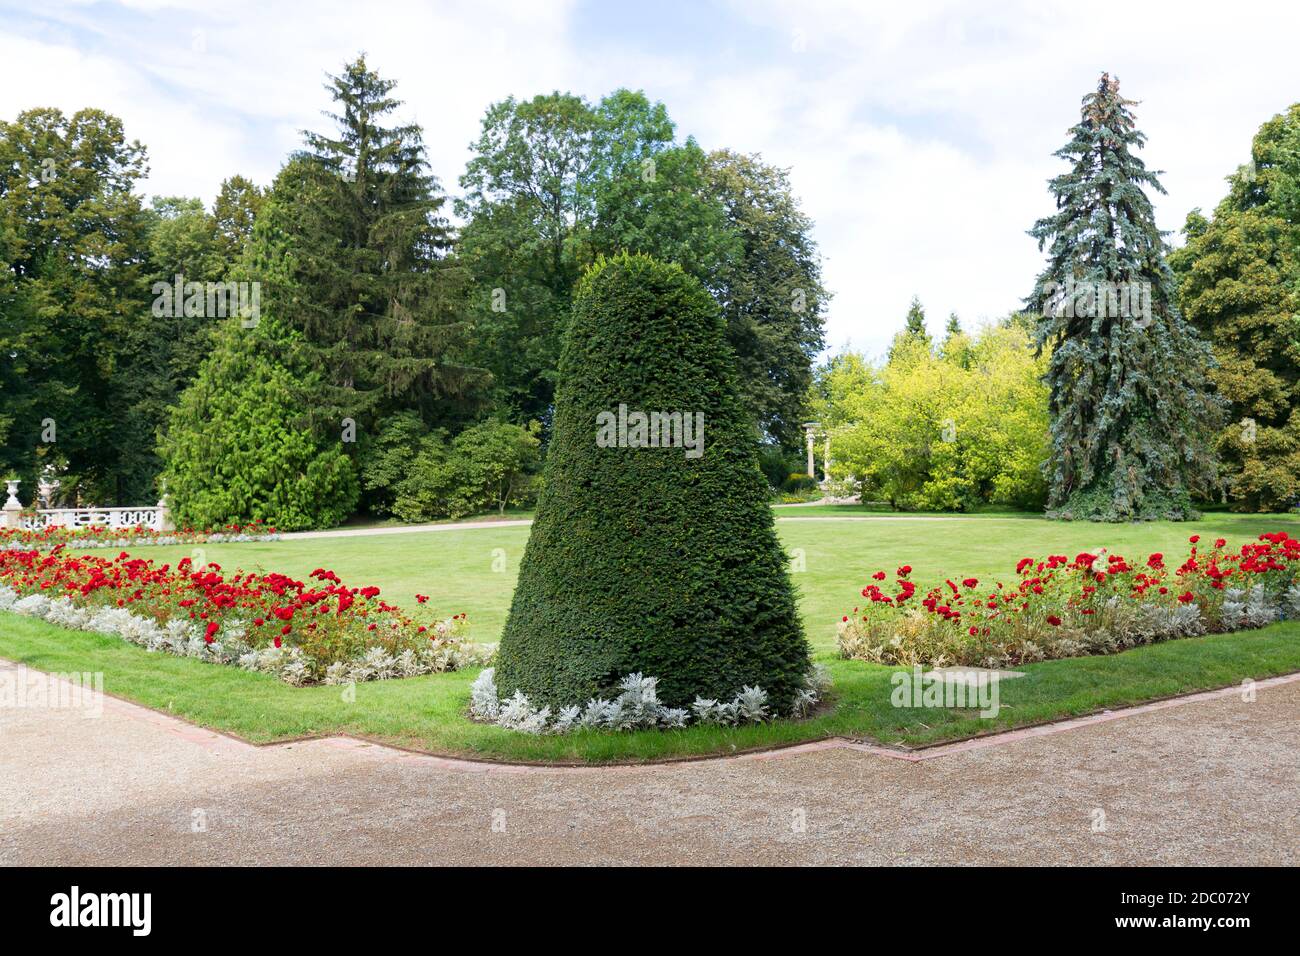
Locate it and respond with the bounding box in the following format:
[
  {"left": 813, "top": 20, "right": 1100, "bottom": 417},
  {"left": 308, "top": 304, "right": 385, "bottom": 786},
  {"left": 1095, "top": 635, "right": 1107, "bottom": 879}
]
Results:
[
  {"left": 0, "top": 56, "right": 827, "bottom": 527},
  {"left": 4, "top": 65, "right": 1297, "bottom": 526}
]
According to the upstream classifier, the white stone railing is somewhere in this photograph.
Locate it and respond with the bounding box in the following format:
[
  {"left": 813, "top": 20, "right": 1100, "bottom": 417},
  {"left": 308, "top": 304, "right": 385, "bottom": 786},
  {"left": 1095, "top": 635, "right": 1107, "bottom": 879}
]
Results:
[
  {"left": 2, "top": 480, "right": 172, "bottom": 532},
  {"left": 19, "top": 507, "right": 169, "bottom": 531}
]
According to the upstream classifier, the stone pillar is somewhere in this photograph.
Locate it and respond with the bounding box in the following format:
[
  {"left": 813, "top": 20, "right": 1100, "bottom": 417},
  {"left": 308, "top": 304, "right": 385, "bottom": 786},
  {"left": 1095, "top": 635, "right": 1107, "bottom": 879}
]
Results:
[
  {"left": 2, "top": 480, "right": 22, "bottom": 530},
  {"left": 803, "top": 422, "right": 818, "bottom": 478},
  {"left": 823, "top": 434, "right": 832, "bottom": 485}
]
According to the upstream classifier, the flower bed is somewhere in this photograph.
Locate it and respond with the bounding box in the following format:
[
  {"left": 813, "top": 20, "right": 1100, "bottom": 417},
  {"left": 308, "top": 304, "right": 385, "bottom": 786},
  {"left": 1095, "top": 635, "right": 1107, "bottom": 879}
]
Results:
[
  {"left": 839, "top": 533, "right": 1300, "bottom": 668},
  {"left": 0, "top": 547, "right": 486, "bottom": 684},
  {"left": 0, "top": 520, "right": 281, "bottom": 551}
]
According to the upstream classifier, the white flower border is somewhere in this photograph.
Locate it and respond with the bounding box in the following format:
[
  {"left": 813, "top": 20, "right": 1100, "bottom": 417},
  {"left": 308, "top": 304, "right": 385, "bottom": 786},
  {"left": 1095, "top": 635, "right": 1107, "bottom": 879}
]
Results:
[
  {"left": 469, "top": 665, "right": 832, "bottom": 734},
  {"left": 0, "top": 585, "right": 487, "bottom": 685},
  {"left": 3, "top": 532, "right": 281, "bottom": 552}
]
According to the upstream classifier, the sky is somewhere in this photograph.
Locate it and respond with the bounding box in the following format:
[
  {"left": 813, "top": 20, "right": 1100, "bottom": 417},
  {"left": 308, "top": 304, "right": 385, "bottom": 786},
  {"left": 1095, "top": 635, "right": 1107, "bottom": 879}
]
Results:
[{"left": 2, "top": 0, "right": 1298, "bottom": 359}]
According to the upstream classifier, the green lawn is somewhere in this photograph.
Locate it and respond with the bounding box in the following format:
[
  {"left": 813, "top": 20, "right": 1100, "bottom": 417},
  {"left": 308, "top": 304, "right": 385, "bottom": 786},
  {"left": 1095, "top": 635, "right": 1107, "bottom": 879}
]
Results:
[
  {"left": 108, "top": 510, "right": 1300, "bottom": 653},
  {"left": 2, "top": 511, "right": 1298, "bottom": 763}
]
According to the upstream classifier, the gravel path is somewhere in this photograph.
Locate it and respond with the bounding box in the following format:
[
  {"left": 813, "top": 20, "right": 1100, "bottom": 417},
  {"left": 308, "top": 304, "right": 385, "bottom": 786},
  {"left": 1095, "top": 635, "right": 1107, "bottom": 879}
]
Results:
[{"left": 1, "top": 662, "right": 1296, "bottom": 865}]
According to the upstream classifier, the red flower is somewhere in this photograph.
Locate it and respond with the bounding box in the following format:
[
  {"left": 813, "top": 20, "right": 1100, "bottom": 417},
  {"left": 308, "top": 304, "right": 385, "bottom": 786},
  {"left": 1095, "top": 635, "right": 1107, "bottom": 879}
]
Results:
[
  {"left": 273, "top": 635, "right": 282, "bottom": 649},
  {"left": 203, "top": 621, "right": 219, "bottom": 643},
  {"left": 896, "top": 565, "right": 912, "bottom": 577},
  {"left": 1189, "top": 535, "right": 1200, "bottom": 544},
  {"left": 1178, "top": 591, "right": 1194, "bottom": 604},
  {"left": 872, "top": 571, "right": 886, "bottom": 581},
  {"left": 1046, "top": 615, "right": 1062, "bottom": 626},
  {"left": 962, "top": 577, "right": 978, "bottom": 588},
  {"left": 415, "top": 594, "right": 429, "bottom": 604}
]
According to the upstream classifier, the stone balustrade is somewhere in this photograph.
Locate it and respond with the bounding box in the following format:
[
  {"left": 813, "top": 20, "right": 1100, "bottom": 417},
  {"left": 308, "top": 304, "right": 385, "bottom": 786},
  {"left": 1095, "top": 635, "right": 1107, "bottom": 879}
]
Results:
[{"left": 1, "top": 480, "right": 172, "bottom": 532}]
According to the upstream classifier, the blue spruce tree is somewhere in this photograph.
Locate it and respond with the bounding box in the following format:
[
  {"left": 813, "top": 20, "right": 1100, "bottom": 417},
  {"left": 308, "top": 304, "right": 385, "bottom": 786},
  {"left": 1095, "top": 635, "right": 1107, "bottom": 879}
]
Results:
[{"left": 1027, "top": 73, "right": 1221, "bottom": 521}]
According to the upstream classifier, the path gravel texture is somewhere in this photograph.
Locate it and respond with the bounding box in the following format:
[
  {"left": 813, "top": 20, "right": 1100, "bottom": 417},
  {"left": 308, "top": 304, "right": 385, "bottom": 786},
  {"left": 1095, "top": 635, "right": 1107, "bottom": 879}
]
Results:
[{"left": 1, "top": 660, "right": 1296, "bottom": 866}]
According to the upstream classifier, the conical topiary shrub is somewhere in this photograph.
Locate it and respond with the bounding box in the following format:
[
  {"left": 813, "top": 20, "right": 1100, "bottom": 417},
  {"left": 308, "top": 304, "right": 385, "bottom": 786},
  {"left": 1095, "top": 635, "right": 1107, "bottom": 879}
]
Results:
[{"left": 493, "top": 253, "right": 811, "bottom": 713}]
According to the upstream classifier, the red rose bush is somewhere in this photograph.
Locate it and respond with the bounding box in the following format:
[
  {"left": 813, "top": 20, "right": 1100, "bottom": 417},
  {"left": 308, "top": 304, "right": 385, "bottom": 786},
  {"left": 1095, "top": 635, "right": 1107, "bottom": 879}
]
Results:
[
  {"left": 839, "top": 533, "right": 1300, "bottom": 668},
  {"left": 0, "top": 547, "right": 486, "bottom": 684}
]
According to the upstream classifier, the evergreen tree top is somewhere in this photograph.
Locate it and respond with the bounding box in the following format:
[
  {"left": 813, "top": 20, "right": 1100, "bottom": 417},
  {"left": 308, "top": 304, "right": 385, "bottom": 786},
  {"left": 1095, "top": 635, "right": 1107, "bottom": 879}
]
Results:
[
  {"left": 904, "top": 295, "right": 928, "bottom": 338},
  {"left": 302, "top": 54, "right": 435, "bottom": 197},
  {"left": 1029, "top": 72, "right": 1169, "bottom": 295}
]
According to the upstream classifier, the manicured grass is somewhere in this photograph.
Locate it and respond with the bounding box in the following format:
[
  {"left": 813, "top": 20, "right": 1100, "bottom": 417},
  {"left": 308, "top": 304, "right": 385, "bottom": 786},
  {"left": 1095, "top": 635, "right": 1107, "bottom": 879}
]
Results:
[
  {"left": 108, "top": 511, "right": 1300, "bottom": 652},
  {"left": 2, "top": 613, "right": 1298, "bottom": 762},
  {"left": 3, "top": 512, "right": 1297, "bottom": 763}
]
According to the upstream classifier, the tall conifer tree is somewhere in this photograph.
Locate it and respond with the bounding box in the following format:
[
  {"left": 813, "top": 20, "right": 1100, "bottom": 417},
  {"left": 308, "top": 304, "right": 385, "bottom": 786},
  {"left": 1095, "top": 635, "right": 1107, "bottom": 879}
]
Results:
[
  {"left": 256, "top": 56, "right": 483, "bottom": 428},
  {"left": 1027, "top": 74, "right": 1219, "bottom": 521}
]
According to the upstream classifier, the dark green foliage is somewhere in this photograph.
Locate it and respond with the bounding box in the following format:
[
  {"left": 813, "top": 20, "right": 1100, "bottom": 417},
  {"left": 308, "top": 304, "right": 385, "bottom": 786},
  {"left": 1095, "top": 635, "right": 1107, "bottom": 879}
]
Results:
[
  {"left": 757, "top": 445, "right": 797, "bottom": 489},
  {"left": 211, "top": 175, "right": 264, "bottom": 265},
  {"left": 361, "top": 418, "right": 541, "bottom": 522},
  {"left": 0, "top": 107, "right": 151, "bottom": 504},
  {"left": 1027, "top": 74, "right": 1221, "bottom": 521},
  {"left": 357, "top": 410, "right": 429, "bottom": 517},
  {"left": 253, "top": 57, "right": 485, "bottom": 430},
  {"left": 494, "top": 254, "right": 810, "bottom": 711},
  {"left": 457, "top": 91, "right": 826, "bottom": 446},
  {"left": 705, "top": 149, "right": 827, "bottom": 449},
  {"left": 1170, "top": 104, "right": 1300, "bottom": 512},
  {"left": 117, "top": 194, "right": 239, "bottom": 501},
  {"left": 160, "top": 321, "right": 358, "bottom": 531}
]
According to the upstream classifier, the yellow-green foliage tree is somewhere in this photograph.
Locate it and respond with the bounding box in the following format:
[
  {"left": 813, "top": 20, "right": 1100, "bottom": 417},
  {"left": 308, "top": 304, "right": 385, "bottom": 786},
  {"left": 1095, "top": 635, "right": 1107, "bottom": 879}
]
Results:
[{"left": 813, "top": 319, "right": 1049, "bottom": 511}]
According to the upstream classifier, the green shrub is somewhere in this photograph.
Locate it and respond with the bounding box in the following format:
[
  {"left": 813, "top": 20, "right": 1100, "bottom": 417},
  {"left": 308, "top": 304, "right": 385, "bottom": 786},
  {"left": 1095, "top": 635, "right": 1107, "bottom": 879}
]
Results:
[
  {"left": 362, "top": 418, "right": 541, "bottom": 522},
  {"left": 494, "top": 253, "right": 811, "bottom": 712},
  {"left": 757, "top": 446, "right": 796, "bottom": 489},
  {"left": 160, "top": 322, "right": 357, "bottom": 531},
  {"left": 358, "top": 411, "right": 428, "bottom": 516},
  {"left": 782, "top": 472, "right": 818, "bottom": 492}
]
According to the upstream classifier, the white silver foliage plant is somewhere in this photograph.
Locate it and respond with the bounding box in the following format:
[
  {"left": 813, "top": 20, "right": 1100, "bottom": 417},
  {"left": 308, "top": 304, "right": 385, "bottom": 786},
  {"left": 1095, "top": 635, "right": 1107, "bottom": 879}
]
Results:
[
  {"left": 469, "top": 667, "right": 501, "bottom": 720},
  {"left": 467, "top": 666, "right": 829, "bottom": 735},
  {"left": 0, "top": 586, "right": 485, "bottom": 686},
  {"left": 1283, "top": 584, "right": 1300, "bottom": 620}
]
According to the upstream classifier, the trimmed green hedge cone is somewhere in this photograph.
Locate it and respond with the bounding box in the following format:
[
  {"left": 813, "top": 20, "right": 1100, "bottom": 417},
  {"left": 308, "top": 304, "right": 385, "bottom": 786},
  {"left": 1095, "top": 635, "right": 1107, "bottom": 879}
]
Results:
[{"left": 494, "top": 253, "right": 811, "bottom": 712}]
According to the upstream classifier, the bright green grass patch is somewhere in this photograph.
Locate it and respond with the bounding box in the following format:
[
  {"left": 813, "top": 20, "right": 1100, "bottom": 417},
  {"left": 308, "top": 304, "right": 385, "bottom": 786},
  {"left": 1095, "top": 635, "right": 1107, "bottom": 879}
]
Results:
[
  {"left": 5, "top": 512, "right": 1297, "bottom": 763},
  {"left": 2, "top": 613, "right": 1297, "bottom": 762}
]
